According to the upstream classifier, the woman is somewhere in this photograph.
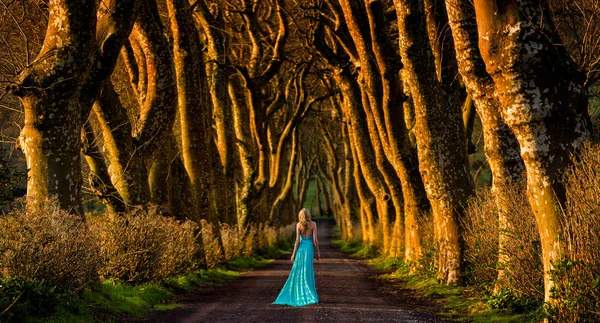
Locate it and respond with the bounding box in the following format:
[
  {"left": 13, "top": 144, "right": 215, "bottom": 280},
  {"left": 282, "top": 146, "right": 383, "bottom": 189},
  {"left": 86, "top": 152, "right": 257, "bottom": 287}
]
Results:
[{"left": 272, "top": 208, "right": 320, "bottom": 306}]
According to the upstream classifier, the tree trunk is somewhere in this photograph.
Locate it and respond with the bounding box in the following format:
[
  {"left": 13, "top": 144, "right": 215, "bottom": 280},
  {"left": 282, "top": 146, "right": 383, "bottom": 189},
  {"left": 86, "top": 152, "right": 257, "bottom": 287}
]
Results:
[
  {"left": 130, "top": 1, "right": 177, "bottom": 153},
  {"left": 81, "top": 121, "right": 126, "bottom": 214},
  {"left": 93, "top": 82, "right": 149, "bottom": 208},
  {"left": 444, "top": 0, "right": 525, "bottom": 290},
  {"left": 473, "top": 0, "right": 592, "bottom": 300},
  {"left": 269, "top": 129, "right": 299, "bottom": 222},
  {"left": 193, "top": 0, "right": 238, "bottom": 226},
  {"left": 336, "top": 0, "right": 430, "bottom": 261},
  {"left": 394, "top": 0, "right": 474, "bottom": 284},
  {"left": 8, "top": 0, "right": 98, "bottom": 215},
  {"left": 335, "top": 67, "right": 392, "bottom": 250},
  {"left": 349, "top": 124, "right": 377, "bottom": 245},
  {"left": 167, "top": 0, "right": 215, "bottom": 224},
  {"left": 79, "top": 0, "right": 139, "bottom": 119},
  {"left": 229, "top": 76, "right": 256, "bottom": 229}
]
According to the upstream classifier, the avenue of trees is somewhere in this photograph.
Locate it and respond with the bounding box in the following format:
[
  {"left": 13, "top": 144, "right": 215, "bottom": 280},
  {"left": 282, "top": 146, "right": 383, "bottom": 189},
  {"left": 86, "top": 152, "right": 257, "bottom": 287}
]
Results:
[{"left": 1, "top": 0, "right": 599, "bottom": 321}]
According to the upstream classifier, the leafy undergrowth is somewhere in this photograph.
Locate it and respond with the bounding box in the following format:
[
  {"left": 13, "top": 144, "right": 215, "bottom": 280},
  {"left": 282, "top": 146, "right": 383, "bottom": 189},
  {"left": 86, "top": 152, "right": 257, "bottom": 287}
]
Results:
[
  {"left": 332, "top": 239, "right": 545, "bottom": 323},
  {"left": 0, "top": 251, "right": 285, "bottom": 323}
]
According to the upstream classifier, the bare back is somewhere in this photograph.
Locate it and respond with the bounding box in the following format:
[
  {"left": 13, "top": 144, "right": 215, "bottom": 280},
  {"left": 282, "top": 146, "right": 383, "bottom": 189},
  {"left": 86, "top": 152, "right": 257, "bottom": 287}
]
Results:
[{"left": 299, "top": 221, "right": 315, "bottom": 239}]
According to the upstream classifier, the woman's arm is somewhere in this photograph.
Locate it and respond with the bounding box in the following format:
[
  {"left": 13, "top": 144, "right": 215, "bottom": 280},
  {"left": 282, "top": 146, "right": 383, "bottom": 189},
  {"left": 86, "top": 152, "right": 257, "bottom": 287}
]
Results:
[
  {"left": 313, "top": 222, "right": 321, "bottom": 260},
  {"left": 290, "top": 223, "right": 301, "bottom": 261}
]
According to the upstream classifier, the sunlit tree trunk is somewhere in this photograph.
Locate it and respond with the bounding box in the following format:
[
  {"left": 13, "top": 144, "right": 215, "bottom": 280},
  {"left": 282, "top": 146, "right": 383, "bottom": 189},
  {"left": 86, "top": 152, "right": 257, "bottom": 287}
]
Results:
[
  {"left": 321, "top": 124, "right": 353, "bottom": 240},
  {"left": 342, "top": 119, "right": 359, "bottom": 241},
  {"left": 129, "top": 2, "right": 177, "bottom": 152},
  {"left": 335, "top": 67, "right": 392, "bottom": 250},
  {"left": 269, "top": 129, "right": 299, "bottom": 222},
  {"left": 167, "top": 0, "right": 215, "bottom": 224},
  {"left": 79, "top": 0, "right": 139, "bottom": 119},
  {"left": 444, "top": 0, "right": 525, "bottom": 290},
  {"left": 8, "top": 0, "right": 98, "bottom": 215},
  {"left": 92, "top": 82, "right": 149, "bottom": 208},
  {"left": 348, "top": 124, "right": 377, "bottom": 245},
  {"left": 229, "top": 76, "right": 256, "bottom": 229},
  {"left": 81, "top": 121, "right": 126, "bottom": 214},
  {"left": 473, "top": 0, "right": 592, "bottom": 300},
  {"left": 193, "top": 0, "right": 238, "bottom": 225},
  {"left": 394, "top": 0, "right": 474, "bottom": 284},
  {"left": 335, "top": 0, "right": 430, "bottom": 260}
]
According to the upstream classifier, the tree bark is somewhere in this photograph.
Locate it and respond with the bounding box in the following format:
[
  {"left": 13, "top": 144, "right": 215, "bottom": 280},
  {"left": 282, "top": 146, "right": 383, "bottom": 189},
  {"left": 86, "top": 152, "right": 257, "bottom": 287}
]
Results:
[
  {"left": 193, "top": 0, "right": 238, "bottom": 225},
  {"left": 79, "top": 0, "right": 139, "bottom": 119},
  {"left": 81, "top": 120, "right": 126, "bottom": 214},
  {"left": 473, "top": 0, "right": 592, "bottom": 300},
  {"left": 335, "top": 66, "right": 392, "bottom": 250},
  {"left": 444, "top": 0, "right": 525, "bottom": 290},
  {"left": 167, "top": 0, "right": 215, "bottom": 224},
  {"left": 93, "top": 82, "right": 149, "bottom": 208},
  {"left": 8, "top": 0, "right": 98, "bottom": 215},
  {"left": 394, "top": 0, "right": 474, "bottom": 284}
]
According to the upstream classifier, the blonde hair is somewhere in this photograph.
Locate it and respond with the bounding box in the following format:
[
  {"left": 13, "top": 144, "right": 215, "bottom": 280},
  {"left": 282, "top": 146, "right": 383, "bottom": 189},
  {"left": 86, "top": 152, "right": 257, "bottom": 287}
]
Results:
[{"left": 298, "top": 208, "right": 312, "bottom": 227}]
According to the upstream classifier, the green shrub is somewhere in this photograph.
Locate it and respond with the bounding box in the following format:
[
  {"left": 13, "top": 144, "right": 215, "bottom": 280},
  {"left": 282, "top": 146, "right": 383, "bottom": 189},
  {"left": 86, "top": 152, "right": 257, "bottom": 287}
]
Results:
[
  {"left": 0, "top": 151, "right": 25, "bottom": 204},
  {"left": 0, "top": 277, "right": 65, "bottom": 322},
  {"left": 487, "top": 288, "right": 539, "bottom": 313}
]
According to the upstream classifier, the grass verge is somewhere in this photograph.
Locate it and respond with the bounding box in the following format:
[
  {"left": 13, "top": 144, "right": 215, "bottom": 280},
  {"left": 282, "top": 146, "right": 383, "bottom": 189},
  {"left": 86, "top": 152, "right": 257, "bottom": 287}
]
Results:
[{"left": 331, "top": 238, "right": 545, "bottom": 323}]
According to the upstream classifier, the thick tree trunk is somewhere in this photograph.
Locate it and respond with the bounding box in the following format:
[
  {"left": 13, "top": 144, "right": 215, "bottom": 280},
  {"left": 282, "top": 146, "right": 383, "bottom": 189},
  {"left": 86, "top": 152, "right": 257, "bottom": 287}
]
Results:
[
  {"left": 349, "top": 124, "right": 377, "bottom": 245},
  {"left": 336, "top": 0, "right": 430, "bottom": 260},
  {"left": 394, "top": 0, "right": 474, "bottom": 284},
  {"left": 193, "top": 0, "right": 238, "bottom": 225},
  {"left": 444, "top": 0, "right": 525, "bottom": 290},
  {"left": 8, "top": 0, "right": 98, "bottom": 215},
  {"left": 269, "top": 130, "right": 299, "bottom": 222},
  {"left": 473, "top": 0, "right": 592, "bottom": 300},
  {"left": 342, "top": 120, "right": 359, "bottom": 241},
  {"left": 79, "top": 0, "right": 139, "bottom": 119},
  {"left": 130, "top": 2, "right": 177, "bottom": 152},
  {"left": 167, "top": 0, "right": 216, "bottom": 223}
]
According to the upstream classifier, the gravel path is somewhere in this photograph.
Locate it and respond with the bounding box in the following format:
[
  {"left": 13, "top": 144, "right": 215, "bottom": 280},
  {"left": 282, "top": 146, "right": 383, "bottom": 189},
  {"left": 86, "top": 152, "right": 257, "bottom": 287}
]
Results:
[{"left": 144, "top": 220, "right": 447, "bottom": 323}]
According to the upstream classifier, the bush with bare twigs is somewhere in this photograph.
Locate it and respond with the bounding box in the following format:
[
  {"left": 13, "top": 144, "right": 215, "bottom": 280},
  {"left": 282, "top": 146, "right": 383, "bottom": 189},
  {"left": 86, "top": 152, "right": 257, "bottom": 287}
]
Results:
[
  {"left": 463, "top": 183, "right": 544, "bottom": 306},
  {"left": 0, "top": 198, "right": 100, "bottom": 291},
  {"left": 88, "top": 205, "right": 200, "bottom": 283},
  {"left": 549, "top": 143, "right": 600, "bottom": 322}
]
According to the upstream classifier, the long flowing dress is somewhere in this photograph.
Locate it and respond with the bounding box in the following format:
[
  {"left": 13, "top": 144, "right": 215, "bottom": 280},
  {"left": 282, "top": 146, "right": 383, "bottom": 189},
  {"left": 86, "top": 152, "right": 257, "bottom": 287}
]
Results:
[{"left": 272, "top": 233, "right": 319, "bottom": 306}]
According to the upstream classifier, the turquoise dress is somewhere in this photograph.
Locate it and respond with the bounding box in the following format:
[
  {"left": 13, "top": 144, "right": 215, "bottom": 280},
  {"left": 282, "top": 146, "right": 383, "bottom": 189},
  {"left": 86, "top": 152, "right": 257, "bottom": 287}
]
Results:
[{"left": 272, "top": 234, "right": 319, "bottom": 306}]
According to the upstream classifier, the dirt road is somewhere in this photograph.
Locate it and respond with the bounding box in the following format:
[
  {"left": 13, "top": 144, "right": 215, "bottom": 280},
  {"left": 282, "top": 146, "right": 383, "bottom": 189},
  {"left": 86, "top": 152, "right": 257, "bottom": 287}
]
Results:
[{"left": 144, "top": 220, "right": 446, "bottom": 322}]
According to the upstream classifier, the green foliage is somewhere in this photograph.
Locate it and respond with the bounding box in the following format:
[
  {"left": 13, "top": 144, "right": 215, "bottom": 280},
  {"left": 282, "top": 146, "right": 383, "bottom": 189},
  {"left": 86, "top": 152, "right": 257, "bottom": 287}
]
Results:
[
  {"left": 331, "top": 239, "right": 380, "bottom": 259},
  {"left": 0, "top": 277, "right": 64, "bottom": 322},
  {"left": 547, "top": 259, "right": 600, "bottom": 322},
  {"left": 487, "top": 288, "right": 540, "bottom": 313},
  {"left": 226, "top": 256, "right": 272, "bottom": 271},
  {"left": 164, "top": 268, "right": 240, "bottom": 292},
  {"left": 0, "top": 152, "right": 25, "bottom": 204},
  {"left": 81, "top": 280, "right": 173, "bottom": 317}
]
